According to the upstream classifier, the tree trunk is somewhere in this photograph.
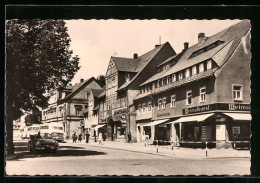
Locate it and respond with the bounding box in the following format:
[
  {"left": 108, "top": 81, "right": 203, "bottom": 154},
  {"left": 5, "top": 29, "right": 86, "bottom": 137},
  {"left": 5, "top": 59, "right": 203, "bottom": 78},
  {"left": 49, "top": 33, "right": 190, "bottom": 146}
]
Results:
[{"left": 6, "top": 102, "right": 14, "bottom": 156}]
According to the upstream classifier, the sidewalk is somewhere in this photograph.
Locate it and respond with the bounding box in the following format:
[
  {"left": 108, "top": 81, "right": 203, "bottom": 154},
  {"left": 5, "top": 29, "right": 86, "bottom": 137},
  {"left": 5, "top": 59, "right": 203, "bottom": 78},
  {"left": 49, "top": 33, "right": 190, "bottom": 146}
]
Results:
[{"left": 66, "top": 140, "right": 251, "bottom": 159}]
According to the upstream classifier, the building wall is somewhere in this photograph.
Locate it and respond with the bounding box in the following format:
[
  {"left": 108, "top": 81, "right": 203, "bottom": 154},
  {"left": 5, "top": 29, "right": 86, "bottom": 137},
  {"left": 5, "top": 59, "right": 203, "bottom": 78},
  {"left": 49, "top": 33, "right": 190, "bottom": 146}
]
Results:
[
  {"left": 152, "top": 77, "right": 216, "bottom": 120},
  {"left": 215, "top": 32, "right": 251, "bottom": 104},
  {"left": 135, "top": 97, "right": 153, "bottom": 121}
]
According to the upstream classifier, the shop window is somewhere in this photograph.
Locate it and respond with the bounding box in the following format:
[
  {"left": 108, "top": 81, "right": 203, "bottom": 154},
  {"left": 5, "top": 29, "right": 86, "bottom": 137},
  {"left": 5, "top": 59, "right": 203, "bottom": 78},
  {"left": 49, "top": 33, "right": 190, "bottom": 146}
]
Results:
[
  {"left": 148, "top": 102, "right": 152, "bottom": 111},
  {"left": 162, "top": 97, "right": 167, "bottom": 110},
  {"left": 142, "top": 103, "right": 146, "bottom": 112},
  {"left": 192, "top": 65, "right": 197, "bottom": 75},
  {"left": 233, "top": 85, "right": 243, "bottom": 101},
  {"left": 199, "top": 62, "right": 204, "bottom": 73},
  {"left": 186, "top": 91, "right": 192, "bottom": 105},
  {"left": 207, "top": 60, "right": 212, "bottom": 70},
  {"left": 158, "top": 98, "right": 162, "bottom": 110},
  {"left": 138, "top": 105, "right": 142, "bottom": 113},
  {"left": 232, "top": 126, "right": 240, "bottom": 135},
  {"left": 200, "top": 87, "right": 206, "bottom": 103},
  {"left": 171, "top": 95, "right": 176, "bottom": 108}
]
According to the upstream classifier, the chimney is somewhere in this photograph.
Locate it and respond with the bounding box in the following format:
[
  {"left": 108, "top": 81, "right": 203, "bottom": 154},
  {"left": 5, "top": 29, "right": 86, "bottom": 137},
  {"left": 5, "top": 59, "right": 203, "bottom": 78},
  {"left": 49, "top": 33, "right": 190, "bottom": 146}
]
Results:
[
  {"left": 184, "top": 42, "right": 189, "bottom": 50},
  {"left": 133, "top": 53, "right": 138, "bottom": 59},
  {"left": 80, "top": 78, "right": 84, "bottom": 83},
  {"left": 198, "top": 33, "right": 205, "bottom": 44},
  {"left": 155, "top": 44, "right": 160, "bottom": 48}
]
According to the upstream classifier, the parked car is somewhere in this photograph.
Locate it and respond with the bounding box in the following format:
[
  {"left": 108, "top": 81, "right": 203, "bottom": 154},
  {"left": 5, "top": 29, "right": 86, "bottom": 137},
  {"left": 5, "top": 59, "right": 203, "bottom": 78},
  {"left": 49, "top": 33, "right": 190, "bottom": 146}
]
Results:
[{"left": 28, "top": 133, "right": 59, "bottom": 153}]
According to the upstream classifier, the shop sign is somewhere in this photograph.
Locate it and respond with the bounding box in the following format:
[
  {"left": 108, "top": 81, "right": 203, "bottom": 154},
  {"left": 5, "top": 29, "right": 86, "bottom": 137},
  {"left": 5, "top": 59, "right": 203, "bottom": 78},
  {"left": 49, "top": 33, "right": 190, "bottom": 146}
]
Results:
[
  {"left": 157, "top": 112, "right": 171, "bottom": 117},
  {"left": 114, "top": 108, "right": 127, "bottom": 115},
  {"left": 183, "top": 103, "right": 251, "bottom": 115}
]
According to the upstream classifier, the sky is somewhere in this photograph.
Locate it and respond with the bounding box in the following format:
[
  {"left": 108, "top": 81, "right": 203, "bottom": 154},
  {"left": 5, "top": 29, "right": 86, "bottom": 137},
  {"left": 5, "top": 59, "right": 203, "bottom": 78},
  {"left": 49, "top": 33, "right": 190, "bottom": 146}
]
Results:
[{"left": 65, "top": 19, "right": 242, "bottom": 85}]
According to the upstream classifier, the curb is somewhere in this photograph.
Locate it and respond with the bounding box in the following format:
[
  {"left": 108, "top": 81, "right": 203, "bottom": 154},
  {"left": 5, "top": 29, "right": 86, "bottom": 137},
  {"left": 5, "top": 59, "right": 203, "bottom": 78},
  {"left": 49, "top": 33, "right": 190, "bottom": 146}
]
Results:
[{"left": 69, "top": 143, "right": 250, "bottom": 160}]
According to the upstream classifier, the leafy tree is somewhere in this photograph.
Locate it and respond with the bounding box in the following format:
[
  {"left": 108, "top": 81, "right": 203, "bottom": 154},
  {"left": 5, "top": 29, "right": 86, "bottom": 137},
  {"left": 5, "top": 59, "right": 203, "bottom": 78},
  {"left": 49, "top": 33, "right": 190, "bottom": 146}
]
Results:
[
  {"left": 24, "top": 109, "right": 42, "bottom": 126},
  {"left": 6, "top": 19, "right": 80, "bottom": 156},
  {"left": 96, "top": 75, "right": 105, "bottom": 88}
]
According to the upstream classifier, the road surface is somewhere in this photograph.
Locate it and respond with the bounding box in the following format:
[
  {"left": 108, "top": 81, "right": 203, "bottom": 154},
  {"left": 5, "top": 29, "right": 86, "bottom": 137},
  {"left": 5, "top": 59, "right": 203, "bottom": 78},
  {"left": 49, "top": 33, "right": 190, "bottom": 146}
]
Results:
[{"left": 6, "top": 141, "right": 250, "bottom": 176}]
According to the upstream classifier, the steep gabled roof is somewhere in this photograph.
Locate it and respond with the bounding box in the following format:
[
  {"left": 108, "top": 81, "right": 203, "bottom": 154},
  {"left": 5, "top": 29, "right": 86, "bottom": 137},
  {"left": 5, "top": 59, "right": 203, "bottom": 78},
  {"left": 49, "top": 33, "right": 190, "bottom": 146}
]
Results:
[
  {"left": 91, "top": 89, "right": 105, "bottom": 98},
  {"left": 140, "top": 20, "right": 251, "bottom": 86},
  {"left": 117, "top": 42, "right": 174, "bottom": 91},
  {"left": 112, "top": 57, "right": 139, "bottom": 72},
  {"left": 64, "top": 77, "right": 100, "bottom": 100}
]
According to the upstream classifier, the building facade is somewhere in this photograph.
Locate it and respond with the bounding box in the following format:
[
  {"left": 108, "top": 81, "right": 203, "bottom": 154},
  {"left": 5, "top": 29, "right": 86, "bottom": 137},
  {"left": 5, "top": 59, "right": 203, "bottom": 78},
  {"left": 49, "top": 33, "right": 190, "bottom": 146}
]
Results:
[
  {"left": 41, "top": 77, "right": 103, "bottom": 138},
  {"left": 134, "top": 20, "right": 251, "bottom": 148},
  {"left": 97, "top": 43, "right": 176, "bottom": 141}
]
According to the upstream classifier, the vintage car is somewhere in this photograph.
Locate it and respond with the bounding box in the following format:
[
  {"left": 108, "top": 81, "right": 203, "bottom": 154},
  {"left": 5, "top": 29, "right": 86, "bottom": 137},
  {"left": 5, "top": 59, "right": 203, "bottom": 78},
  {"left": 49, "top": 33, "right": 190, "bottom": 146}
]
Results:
[{"left": 28, "top": 133, "right": 59, "bottom": 153}]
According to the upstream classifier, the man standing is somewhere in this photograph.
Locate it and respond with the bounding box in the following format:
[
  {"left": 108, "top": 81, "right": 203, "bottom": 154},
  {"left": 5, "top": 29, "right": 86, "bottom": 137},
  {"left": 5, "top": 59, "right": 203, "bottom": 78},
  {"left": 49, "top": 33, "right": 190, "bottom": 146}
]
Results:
[
  {"left": 94, "top": 129, "right": 97, "bottom": 142},
  {"left": 85, "top": 131, "right": 90, "bottom": 143}
]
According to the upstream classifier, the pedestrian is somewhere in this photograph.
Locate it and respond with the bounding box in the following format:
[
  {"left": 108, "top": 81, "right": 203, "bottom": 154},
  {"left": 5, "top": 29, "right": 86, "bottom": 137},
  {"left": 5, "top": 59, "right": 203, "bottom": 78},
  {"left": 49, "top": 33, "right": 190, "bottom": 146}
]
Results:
[
  {"left": 128, "top": 132, "right": 132, "bottom": 143},
  {"left": 36, "top": 131, "right": 42, "bottom": 139},
  {"left": 78, "top": 134, "right": 82, "bottom": 142},
  {"left": 98, "top": 132, "right": 102, "bottom": 145},
  {"left": 72, "top": 132, "right": 77, "bottom": 143},
  {"left": 94, "top": 129, "right": 97, "bottom": 142},
  {"left": 102, "top": 132, "right": 106, "bottom": 141},
  {"left": 20, "top": 133, "right": 23, "bottom": 141},
  {"left": 85, "top": 131, "right": 90, "bottom": 143}
]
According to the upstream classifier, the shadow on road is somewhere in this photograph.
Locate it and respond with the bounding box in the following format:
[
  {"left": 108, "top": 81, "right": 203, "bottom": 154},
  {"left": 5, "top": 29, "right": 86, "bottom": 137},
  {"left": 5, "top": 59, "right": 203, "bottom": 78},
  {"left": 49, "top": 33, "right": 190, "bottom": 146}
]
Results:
[{"left": 8, "top": 142, "right": 106, "bottom": 161}]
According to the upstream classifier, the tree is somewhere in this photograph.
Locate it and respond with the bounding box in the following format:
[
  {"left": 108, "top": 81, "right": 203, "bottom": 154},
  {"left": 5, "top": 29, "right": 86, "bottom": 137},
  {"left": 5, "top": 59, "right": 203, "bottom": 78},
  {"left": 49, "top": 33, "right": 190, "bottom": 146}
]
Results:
[
  {"left": 6, "top": 19, "right": 80, "bottom": 156},
  {"left": 96, "top": 75, "right": 105, "bottom": 88},
  {"left": 24, "top": 109, "right": 42, "bottom": 126}
]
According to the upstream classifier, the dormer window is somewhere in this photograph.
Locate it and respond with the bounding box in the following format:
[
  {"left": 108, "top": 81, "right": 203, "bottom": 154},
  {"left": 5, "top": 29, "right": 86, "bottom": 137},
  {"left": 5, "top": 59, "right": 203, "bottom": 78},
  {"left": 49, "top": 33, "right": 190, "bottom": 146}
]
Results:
[
  {"left": 207, "top": 60, "right": 212, "bottom": 70},
  {"left": 185, "top": 68, "right": 190, "bottom": 78},
  {"left": 125, "top": 74, "right": 130, "bottom": 82},
  {"left": 192, "top": 65, "right": 197, "bottom": 75},
  {"left": 178, "top": 72, "right": 183, "bottom": 80},
  {"left": 199, "top": 63, "right": 204, "bottom": 73},
  {"left": 172, "top": 74, "right": 176, "bottom": 82}
]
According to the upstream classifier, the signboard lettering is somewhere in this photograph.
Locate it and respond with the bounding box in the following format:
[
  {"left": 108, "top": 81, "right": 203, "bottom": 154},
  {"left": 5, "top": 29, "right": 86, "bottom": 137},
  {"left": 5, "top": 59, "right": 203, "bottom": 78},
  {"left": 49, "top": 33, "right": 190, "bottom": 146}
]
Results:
[
  {"left": 157, "top": 112, "right": 170, "bottom": 117},
  {"left": 183, "top": 103, "right": 250, "bottom": 115}
]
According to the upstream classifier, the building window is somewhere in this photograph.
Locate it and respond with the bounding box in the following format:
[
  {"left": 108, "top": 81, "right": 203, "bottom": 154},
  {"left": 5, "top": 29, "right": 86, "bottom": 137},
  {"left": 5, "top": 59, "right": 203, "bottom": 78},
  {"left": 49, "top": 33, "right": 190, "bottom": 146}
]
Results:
[
  {"left": 192, "top": 65, "right": 197, "bottom": 75},
  {"left": 186, "top": 91, "right": 192, "bottom": 105},
  {"left": 138, "top": 105, "right": 142, "bottom": 113},
  {"left": 207, "top": 60, "right": 212, "bottom": 70},
  {"left": 200, "top": 87, "right": 206, "bottom": 103},
  {"left": 162, "top": 78, "right": 167, "bottom": 86},
  {"left": 142, "top": 103, "right": 146, "bottom": 112},
  {"left": 167, "top": 76, "right": 171, "bottom": 84},
  {"left": 125, "top": 74, "right": 130, "bottom": 82},
  {"left": 148, "top": 102, "right": 152, "bottom": 111},
  {"left": 172, "top": 74, "right": 176, "bottom": 82},
  {"left": 233, "top": 85, "right": 243, "bottom": 101},
  {"left": 107, "top": 100, "right": 111, "bottom": 110},
  {"left": 162, "top": 97, "right": 167, "bottom": 110},
  {"left": 178, "top": 72, "right": 183, "bottom": 80},
  {"left": 157, "top": 80, "right": 160, "bottom": 88},
  {"left": 158, "top": 98, "right": 162, "bottom": 110},
  {"left": 232, "top": 126, "right": 240, "bottom": 135},
  {"left": 75, "top": 107, "right": 82, "bottom": 116},
  {"left": 171, "top": 95, "right": 176, "bottom": 108},
  {"left": 199, "top": 62, "right": 204, "bottom": 73},
  {"left": 185, "top": 68, "right": 190, "bottom": 78}
]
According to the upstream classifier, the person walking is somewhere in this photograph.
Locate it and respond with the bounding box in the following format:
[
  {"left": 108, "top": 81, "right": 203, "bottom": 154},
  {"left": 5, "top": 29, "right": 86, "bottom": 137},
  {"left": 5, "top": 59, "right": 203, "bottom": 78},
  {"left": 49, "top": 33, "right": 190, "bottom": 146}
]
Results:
[
  {"left": 78, "top": 134, "right": 82, "bottom": 142},
  {"left": 98, "top": 132, "right": 102, "bottom": 145},
  {"left": 94, "top": 129, "right": 97, "bottom": 142},
  {"left": 72, "top": 132, "right": 77, "bottom": 143},
  {"left": 128, "top": 132, "right": 132, "bottom": 143},
  {"left": 85, "top": 131, "right": 90, "bottom": 143}
]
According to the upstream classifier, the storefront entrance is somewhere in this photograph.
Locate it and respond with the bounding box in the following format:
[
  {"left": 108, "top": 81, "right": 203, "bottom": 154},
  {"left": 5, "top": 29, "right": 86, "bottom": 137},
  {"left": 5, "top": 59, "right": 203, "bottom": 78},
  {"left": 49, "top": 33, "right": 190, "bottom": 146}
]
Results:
[{"left": 107, "top": 117, "right": 126, "bottom": 141}]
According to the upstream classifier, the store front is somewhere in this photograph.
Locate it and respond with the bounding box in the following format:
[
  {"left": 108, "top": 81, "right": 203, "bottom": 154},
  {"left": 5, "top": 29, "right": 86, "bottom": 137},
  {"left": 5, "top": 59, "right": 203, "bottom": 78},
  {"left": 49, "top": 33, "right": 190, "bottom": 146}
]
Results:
[
  {"left": 107, "top": 116, "right": 126, "bottom": 141},
  {"left": 171, "top": 112, "right": 251, "bottom": 148}
]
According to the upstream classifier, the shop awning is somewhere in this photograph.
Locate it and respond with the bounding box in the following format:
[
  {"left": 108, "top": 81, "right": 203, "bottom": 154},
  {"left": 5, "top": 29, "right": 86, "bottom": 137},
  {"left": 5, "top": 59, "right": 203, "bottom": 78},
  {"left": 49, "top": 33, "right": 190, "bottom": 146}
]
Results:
[
  {"left": 142, "top": 119, "right": 169, "bottom": 127},
  {"left": 94, "top": 124, "right": 106, "bottom": 130},
  {"left": 171, "top": 113, "right": 215, "bottom": 124},
  {"left": 223, "top": 113, "right": 251, "bottom": 121}
]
